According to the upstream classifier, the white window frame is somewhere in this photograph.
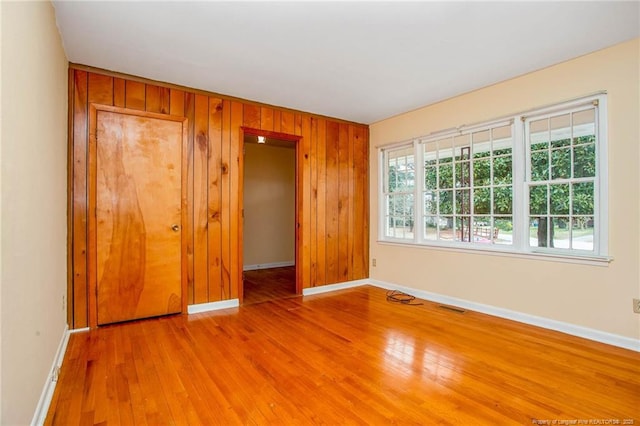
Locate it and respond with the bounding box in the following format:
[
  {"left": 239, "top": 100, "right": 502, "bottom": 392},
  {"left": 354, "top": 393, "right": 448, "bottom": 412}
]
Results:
[
  {"left": 419, "top": 118, "right": 515, "bottom": 248},
  {"left": 379, "top": 143, "right": 416, "bottom": 242},
  {"left": 377, "top": 94, "right": 609, "bottom": 263}
]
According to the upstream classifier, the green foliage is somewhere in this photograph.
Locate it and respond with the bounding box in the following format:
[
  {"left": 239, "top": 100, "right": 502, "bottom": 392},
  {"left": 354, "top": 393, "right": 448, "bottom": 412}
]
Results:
[
  {"left": 389, "top": 133, "right": 595, "bottom": 243},
  {"left": 529, "top": 135, "right": 595, "bottom": 217},
  {"left": 387, "top": 159, "right": 415, "bottom": 230},
  {"left": 528, "top": 135, "right": 596, "bottom": 247},
  {"left": 423, "top": 147, "right": 514, "bottom": 218}
]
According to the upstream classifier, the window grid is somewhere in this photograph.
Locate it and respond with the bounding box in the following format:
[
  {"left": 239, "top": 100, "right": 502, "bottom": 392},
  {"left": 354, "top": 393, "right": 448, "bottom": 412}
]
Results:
[
  {"left": 379, "top": 95, "right": 606, "bottom": 259},
  {"left": 383, "top": 147, "right": 415, "bottom": 240},
  {"left": 525, "top": 105, "right": 598, "bottom": 252},
  {"left": 422, "top": 125, "right": 513, "bottom": 246}
]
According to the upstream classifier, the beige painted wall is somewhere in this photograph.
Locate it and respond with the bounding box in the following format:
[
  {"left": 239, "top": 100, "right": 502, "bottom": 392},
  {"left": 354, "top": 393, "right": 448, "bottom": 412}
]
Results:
[
  {"left": 1, "top": 2, "right": 68, "bottom": 424},
  {"left": 243, "top": 143, "right": 296, "bottom": 267},
  {"left": 370, "top": 38, "right": 640, "bottom": 341}
]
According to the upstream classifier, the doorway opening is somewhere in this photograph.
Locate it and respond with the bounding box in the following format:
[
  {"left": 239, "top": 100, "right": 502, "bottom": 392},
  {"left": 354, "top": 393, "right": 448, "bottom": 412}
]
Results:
[{"left": 241, "top": 129, "right": 299, "bottom": 305}]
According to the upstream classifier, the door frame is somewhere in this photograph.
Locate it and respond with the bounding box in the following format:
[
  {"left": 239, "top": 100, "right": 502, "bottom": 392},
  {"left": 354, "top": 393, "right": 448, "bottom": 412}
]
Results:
[
  {"left": 88, "top": 104, "right": 189, "bottom": 328},
  {"left": 239, "top": 127, "right": 302, "bottom": 303}
]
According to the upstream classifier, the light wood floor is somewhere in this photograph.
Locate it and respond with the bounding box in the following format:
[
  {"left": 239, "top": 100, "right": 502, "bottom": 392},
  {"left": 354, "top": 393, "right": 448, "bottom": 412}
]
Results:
[
  {"left": 243, "top": 266, "right": 296, "bottom": 305},
  {"left": 46, "top": 286, "right": 640, "bottom": 425}
]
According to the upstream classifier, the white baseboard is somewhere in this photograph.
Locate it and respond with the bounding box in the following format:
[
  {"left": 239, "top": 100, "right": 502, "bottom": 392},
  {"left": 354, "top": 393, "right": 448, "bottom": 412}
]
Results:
[
  {"left": 31, "top": 324, "right": 71, "bottom": 426},
  {"left": 243, "top": 261, "right": 295, "bottom": 271},
  {"left": 188, "top": 299, "right": 240, "bottom": 314},
  {"left": 302, "top": 279, "right": 368, "bottom": 296},
  {"left": 369, "top": 279, "right": 640, "bottom": 352}
]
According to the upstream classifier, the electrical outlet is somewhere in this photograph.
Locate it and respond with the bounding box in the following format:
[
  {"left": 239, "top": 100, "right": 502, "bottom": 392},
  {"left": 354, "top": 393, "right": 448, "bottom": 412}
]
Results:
[
  {"left": 634, "top": 298, "right": 640, "bottom": 314},
  {"left": 372, "top": 258, "right": 377, "bottom": 267}
]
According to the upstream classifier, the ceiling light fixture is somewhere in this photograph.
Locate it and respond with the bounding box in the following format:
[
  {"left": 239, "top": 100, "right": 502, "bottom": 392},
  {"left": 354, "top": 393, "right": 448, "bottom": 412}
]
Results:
[{"left": 257, "top": 136, "right": 266, "bottom": 144}]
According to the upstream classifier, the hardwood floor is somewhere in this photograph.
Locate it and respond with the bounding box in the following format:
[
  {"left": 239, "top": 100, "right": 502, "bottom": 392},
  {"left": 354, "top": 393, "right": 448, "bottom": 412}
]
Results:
[
  {"left": 243, "top": 266, "right": 296, "bottom": 305},
  {"left": 46, "top": 286, "right": 640, "bottom": 425}
]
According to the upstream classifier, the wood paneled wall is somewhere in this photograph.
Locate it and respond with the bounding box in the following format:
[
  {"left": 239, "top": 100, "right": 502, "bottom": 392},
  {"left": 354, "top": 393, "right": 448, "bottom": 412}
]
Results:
[{"left": 68, "top": 66, "right": 369, "bottom": 329}]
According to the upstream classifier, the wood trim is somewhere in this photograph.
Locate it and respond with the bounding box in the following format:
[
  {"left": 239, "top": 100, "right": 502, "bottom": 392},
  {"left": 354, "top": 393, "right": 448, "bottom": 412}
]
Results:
[
  {"left": 66, "top": 68, "right": 75, "bottom": 327},
  {"left": 241, "top": 127, "right": 303, "bottom": 143},
  {"left": 87, "top": 104, "right": 189, "bottom": 327},
  {"left": 69, "top": 63, "right": 367, "bottom": 126},
  {"left": 71, "top": 70, "right": 88, "bottom": 328}
]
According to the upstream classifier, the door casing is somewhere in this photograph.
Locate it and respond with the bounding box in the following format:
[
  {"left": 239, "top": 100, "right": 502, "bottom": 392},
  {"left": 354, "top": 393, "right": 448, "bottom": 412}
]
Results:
[{"left": 239, "top": 127, "right": 302, "bottom": 302}]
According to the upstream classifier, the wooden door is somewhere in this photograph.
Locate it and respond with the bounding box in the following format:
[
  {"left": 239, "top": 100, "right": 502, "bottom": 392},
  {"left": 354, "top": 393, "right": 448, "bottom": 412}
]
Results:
[{"left": 93, "top": 106, "right": 187, "bottom": 325}]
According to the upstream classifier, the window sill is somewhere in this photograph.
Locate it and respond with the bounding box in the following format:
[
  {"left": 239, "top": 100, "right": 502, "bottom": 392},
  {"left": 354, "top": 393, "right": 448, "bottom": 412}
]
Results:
[{"left": 376, "top": 239, "right": 613, "bottom": 266}]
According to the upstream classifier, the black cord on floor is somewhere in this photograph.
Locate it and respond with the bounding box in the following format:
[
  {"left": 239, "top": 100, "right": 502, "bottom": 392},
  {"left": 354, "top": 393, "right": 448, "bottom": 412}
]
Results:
[{"left": 386, "top": 290, "right": 423, "bottom": 306}]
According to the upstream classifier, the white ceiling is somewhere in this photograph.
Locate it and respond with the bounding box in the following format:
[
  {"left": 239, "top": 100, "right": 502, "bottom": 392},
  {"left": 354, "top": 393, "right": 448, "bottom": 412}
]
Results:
[{"left": 52, "top": 1, "right": 639, "bottom": 124}]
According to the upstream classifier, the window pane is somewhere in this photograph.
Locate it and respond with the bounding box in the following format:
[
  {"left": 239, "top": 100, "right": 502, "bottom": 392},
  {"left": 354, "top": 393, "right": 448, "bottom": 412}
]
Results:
[
  {"left": 493, "top": 155, "right": 512, "bottom": 184},
  {"left": 473, "top": 130, "right": 490, "bottom": 144},
  {"left": 530, "top": 151, "right": 549, "bottom": 181},
  {"left": 573, "top": 109, "right": 595, "bottom": 141},
  {"left": 424, "top": 191, "right": 436, "bottom": 215},
  {"left": 456, "top": 161, "right": 470, "bottom": 187},
  {"left": 425, "top": 166, "right": 437, "bottom": 190},
  {"left": 386, "top": 216, "right": 394, "bottom": 237},
  {"left": 424, "top": 142, "right": 438, "bottom": 166},
  {"left": 529, "top": 217, "right": 540, "bottom": 247},
  {"left": 474, "top": 187, "right": 490, "bottom": 214},
  {"left": 529, "top": 217, "right": 551, "bottom": 248},
  {"left": 406, "top": 168, "right": 416, "bottom": 191},
  {"left": 470, "top": 220, "right": 493, "bottom": 243},
  {"left": 530, "top": 118, "right": 549, "bottom": 150},
  {"left": 573, "top": 144, "right": 595, "bottom": 178},
  {"left": 572, "top": 182, "right": 594, "bottom": 215},
  {"left": 473, "top": 149, "right": 491, "bottom": 159},
  {"left": 493, "top": 145, "right": 512, "bottom": 157},
  {"left": 386, "top": 158, "right": 395, "bottom": 192},
  {"left": 438, "top": 138, "right": 454, "bottom": 162},
  {"left": 454, "top": 135, "right": 471, "bottom": 160},
  {"left": 550, "top": 114, "right": 571, "bottom": 148},
  {"left": 386, "top": 147, "right": 414, "bottom": 193},
  {"left": 550, "top": 184, "right": 570, "bottom": 214},
  {"left": 455, "top": 190, "right": 470, "bottom": 214},
  {"left": 473, "top": 216, "right": 490, "bottom": 227},
  {"left": 552, "top": 217, "right": 571, "bottom": 249},
  {"left": 439, "top": 190, "right": 453, "bottom": 214},
  {"left": 473, "top": 158, "right": 491, "bottom": 186},
  {"left": 389, "top": 195, "right": 398, "bottom": 218},
  {"left": 438, "top": 162, "right": 453, "bottom": 189},
  {"left": 531, "top": 140, "right": 549, "bottom": 151},
  {"left": 494, "top": 217, "right": 513, "bottom": 245},
  {"left": 404, "top": 194, "right": 414, "bottom": 216},
  {"left": 492, "top": 125, "right": 512, "bottom": 154},
  {"left": 439, "top": 217, "right": 453, "bottom": 240},
  {"left": 571, "top": 216, "right": 594, "bottom": 251},
  {"left": 424, "top": 216, "right": 437, "bottom": 241},
  {"left": 493, "top": 186, "right": 512, "bottom": 214},
  {"left": 551, "top": 148, "right": 571, "bottom": 179},
  {"left": 529, "top": 185, "right": 548, "bottom": 215},
  {"left": 456, "top": 216, "right": 471, "bottom": 242}
]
